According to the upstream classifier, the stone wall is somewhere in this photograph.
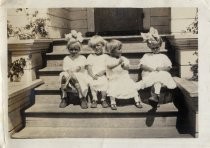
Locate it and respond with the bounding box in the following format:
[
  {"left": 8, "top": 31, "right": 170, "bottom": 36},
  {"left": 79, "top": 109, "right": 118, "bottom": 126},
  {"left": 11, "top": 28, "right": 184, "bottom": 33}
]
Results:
[{"left": 171, "top": 8, "right": 197, "bottom": 34}]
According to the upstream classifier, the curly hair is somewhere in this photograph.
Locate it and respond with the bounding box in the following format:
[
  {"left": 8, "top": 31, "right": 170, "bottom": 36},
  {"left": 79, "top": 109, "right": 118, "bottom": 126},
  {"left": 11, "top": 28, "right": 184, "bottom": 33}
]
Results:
[
  {"left": 88, "top": 35, "right": 107, "bottom": 49},
  {"left": 106, "top": 39, "right": 122, "bottom": 54}
]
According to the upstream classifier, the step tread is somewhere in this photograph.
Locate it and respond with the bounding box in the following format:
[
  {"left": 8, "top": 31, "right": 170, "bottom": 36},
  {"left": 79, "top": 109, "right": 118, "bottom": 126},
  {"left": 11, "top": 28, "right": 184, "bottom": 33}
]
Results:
[
  {"left": 12, "top": 126, "right": 192, "bottom": 138},
  {"left": 25, "top": 103, "right": 178, "bottom": 114}
]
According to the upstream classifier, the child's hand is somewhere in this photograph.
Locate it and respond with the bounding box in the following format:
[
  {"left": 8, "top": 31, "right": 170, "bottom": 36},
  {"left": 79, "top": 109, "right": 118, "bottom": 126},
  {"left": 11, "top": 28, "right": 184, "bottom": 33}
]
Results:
[
  {"left": 96, "top": 70, "right": 105, "bottom": 77},
  {"left": 119, "top": 58, "right": 124, "bottom": 64},
  {"left": 75, "top": 66, "right": 81, "bottom": 72},
  {"left": 92, "top": 75, "right": 98, "bottom": 80}
]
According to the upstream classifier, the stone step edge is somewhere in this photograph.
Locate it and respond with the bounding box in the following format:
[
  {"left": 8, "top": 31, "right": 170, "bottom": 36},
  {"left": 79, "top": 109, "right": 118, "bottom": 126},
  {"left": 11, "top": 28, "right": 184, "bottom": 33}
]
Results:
[
  {"left": 47, "top": 49, "right": 167, "bottom": 56},
  {"left": 11, "top": 126, "right": 192, "bottom": 139},
  {"left": 24, "top": 103, "right": 178, "bottom": 114},
  {"left": 52, "top": 34, "right": 172, "bottom": 43}
]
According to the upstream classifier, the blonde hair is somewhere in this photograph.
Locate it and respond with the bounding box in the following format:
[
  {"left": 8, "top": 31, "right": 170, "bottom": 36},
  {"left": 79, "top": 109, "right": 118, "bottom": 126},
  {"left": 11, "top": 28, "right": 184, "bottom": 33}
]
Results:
[
  {"left": 66, "top": 40, "right": 81, "bottom": 51},
  {"left": 88, "top": 35, "right": 107, "bottom": 49},
  {"left": 106, "top": 39, "right": 122, "bottom": 54}
]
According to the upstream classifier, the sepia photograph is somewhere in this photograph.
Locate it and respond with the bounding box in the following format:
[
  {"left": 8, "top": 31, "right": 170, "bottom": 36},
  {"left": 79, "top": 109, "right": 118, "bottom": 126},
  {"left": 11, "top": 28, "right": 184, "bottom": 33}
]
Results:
[{"left": 6, "top": 7, "right": 199, "bottom": 139}]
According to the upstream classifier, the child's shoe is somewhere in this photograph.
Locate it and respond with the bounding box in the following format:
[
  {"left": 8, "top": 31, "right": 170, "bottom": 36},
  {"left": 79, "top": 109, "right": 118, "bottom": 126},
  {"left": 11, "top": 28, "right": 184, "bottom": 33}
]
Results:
[
  {"left": 135, "top": 102, "right": 143, "bottom": 108},
  {"left": 59, "top": 98, "right": 68, "bottom": 108},
  {"left": 101, "top": 100, "right": 109, "bottom": 108},
  {"left": 111, "top": 104, "right": 117, "bottom": 110},
  {"left": 81, "top": 98, "right": 88, "bottom": 109},
  {"left": 91, "top": 100, "right": 97, "bottom": 108}
]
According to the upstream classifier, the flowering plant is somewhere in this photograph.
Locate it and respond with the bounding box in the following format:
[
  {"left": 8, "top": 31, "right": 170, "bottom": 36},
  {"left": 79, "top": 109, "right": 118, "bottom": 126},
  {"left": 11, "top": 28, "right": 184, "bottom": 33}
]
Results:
[
  {"left": 189, "top": 51, "right": 198, "bottom": 81},
  {"left": 7, "top": 8, "right": 49, "bottom": 40},
  {"left": 8, "top": 58, "right": 26, "bottom": 82},
  {"left": 65, "top": 30, "right": 84, "bottom": 43}
]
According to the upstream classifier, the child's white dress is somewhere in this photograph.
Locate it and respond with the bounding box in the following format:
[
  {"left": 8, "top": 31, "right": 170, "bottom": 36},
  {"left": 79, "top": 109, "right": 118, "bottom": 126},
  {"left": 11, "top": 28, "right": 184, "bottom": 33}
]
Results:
[
  {"left": 106, "top": 56, "right": 139, "bottom": 99},
  {"left": 139, "top": 53, "right": 176, "bottom": 89},
  {"left": 59, "top": 55, "right": 89, "bottom": 96},
  {"left": 87, "top": 54, "right": 108, "bottom": 91}
]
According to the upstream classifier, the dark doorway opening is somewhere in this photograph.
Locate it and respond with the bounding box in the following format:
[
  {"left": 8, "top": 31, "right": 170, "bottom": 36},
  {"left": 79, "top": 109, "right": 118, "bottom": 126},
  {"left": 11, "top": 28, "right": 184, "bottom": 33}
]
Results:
[{"left": 87, "top": 8, "right": 144, "bottom": 36}]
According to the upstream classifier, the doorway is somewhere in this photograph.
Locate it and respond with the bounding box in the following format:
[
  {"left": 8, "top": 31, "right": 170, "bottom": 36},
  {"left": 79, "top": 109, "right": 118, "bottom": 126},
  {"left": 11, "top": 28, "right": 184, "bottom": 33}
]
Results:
[{"left": 94, "top": 8, "right": 144, "bottom": 36}]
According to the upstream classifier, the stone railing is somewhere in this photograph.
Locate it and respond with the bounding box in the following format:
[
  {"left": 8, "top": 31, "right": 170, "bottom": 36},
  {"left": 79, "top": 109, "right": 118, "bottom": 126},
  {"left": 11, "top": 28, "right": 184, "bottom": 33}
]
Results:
[
  {"left": 174, "top": 77, "right": 198, "bottom": 137},
  {"left": 8, "top": 39, "right": 52, "bottom": 135},
  {"left": 8, "top": 39, "right": 52, "bottom": 82},
  {"left": 167, "top": 34, "right": 198, "bottom": 79}
]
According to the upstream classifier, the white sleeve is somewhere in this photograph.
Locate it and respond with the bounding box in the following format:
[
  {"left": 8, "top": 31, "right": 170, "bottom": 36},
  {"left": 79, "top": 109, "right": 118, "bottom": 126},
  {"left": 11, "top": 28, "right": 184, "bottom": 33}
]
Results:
[
  {"left": 86, "top": 54, "right": 93, "bottom": 66},
  {"left": 122, "top": 56, "right": 130, "bottom": 66},
  {"left": 62, "top": 56, "right": 69, "bottom": 71},
  {"left": 163, "top": 54, "right": 172, "bottom": 67},
  {"left": 139, "top": 54, "right": 148, "bottom": 66}
]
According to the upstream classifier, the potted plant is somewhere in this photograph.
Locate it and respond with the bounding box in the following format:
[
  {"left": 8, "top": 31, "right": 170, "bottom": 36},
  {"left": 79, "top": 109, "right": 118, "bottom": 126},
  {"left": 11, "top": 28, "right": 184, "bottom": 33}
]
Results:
[
  {"left": 189, "top": 51, "right": 198, "bottom": 81},
  {"left": 8, "top": 58, "right": 26, "bottom": 82}
]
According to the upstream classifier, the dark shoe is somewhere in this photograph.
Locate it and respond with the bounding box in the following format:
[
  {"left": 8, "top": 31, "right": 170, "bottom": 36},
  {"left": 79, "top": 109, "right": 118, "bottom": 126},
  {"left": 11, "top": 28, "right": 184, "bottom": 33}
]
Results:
[
  {"left": 81, "top": 98, "right": 88, "bottom": 109},
  {"left": 111, "top": 104, "right": 117, "bottom": 110},
  {"left": 59, "top": 98, "right": 68, "bottom": 108},
  {"left": 135, "top": 102, "right": 143, "bottom": 108},
  {"left": 101, "top": 100, "right": 109, "bottom": 108},
  {"left": 91, "top": 100, "right": 97, "bottom": 108}
]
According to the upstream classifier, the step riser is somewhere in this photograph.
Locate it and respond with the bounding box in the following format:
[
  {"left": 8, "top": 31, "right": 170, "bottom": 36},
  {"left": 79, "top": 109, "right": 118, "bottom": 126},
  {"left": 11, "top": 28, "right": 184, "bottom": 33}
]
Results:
[
  {"left": 46, "top": 55, "right": 143, "bottom": 67},
  {"left": 25, "top": 116, "right": 177, "bottom": 128}
]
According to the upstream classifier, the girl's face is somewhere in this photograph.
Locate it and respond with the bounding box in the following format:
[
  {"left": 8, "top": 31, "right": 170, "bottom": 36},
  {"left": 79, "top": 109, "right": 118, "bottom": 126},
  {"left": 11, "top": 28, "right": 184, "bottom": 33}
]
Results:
[
  {"left": 94, "top": 43, "right": 104, "bottom": 55},
  {"left": 151, "top": 48, "right": 160, "bottom": 54},
  {"left": 68, "top": 47, "right": 80, "bottom": 57},
  {"left": 111, "top": 48, "right": 122, "bottom": 58}
]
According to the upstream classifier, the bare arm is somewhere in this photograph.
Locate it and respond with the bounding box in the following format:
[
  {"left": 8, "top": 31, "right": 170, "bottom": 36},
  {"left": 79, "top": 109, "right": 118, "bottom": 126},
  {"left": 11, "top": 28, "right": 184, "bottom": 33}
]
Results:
[
  {"left": 140, "top": 64, "right": 155, "bottom": 72},
  {"left": 96, "top": 70, "right": 106, "bottom": 77},
  {"left": 87, "top": 65, "right": 98, "bottom": 80},
  {"left": 156, "top": 66, "right": 171, "bottom": 72},
  {"left": 107, "top": 58, "right": 123, "bottom": 69}
]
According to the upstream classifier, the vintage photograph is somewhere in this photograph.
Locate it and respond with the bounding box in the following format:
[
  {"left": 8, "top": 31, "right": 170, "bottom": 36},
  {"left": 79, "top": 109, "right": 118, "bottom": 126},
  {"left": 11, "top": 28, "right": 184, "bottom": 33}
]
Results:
[{"left": 7, "top": 7, "right": 198, "bottom": 138}]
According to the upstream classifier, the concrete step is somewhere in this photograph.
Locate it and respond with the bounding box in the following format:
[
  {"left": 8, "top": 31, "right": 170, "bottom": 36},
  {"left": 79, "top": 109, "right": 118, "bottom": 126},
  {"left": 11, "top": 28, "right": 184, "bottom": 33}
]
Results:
[
  {"left": 24, "top": 103, "right": 178, "bottom": 128},
  {"left": 12, "top": 126, "right": 192, "bottom": 138}
]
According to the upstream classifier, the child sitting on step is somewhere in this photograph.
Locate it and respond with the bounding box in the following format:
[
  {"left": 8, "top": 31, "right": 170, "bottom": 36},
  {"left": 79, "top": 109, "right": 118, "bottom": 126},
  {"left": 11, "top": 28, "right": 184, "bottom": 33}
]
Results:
[
  {"left": 59, "top": 30, "right": 89, "bottom": 109},
  {"left": 87, "top": 35, "right": 109, "bottom": 108},
  {"left": 136, "top": 27, "right": 176, "bottom": 106},
  {"left": 106, "top": 39, "right": 143, "bottom": 110}
]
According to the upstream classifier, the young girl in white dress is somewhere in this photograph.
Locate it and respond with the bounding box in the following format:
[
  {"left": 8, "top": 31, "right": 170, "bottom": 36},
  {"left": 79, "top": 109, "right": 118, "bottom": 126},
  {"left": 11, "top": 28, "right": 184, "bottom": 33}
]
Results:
[
  {"left": 136, "top": 27, "right": 176, "bottom": 104},
  {"left": 59, "top": 30, "right": 89, "bottom": 109},
  {"left": 106, "top": 40, "right": 143, "bottom": 110},
  {"left": 87, "top": 35, "right": 109, "bottom": 108}
]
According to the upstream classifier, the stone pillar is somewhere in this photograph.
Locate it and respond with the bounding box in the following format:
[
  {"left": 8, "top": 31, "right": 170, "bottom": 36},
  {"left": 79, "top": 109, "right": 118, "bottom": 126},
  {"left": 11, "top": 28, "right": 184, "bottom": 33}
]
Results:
[
  {"left": 8, "top": 39, "right": 52, "bottom": 82},
  {"left": 169, "top": 8, "right": 198, "bottom": 78}
]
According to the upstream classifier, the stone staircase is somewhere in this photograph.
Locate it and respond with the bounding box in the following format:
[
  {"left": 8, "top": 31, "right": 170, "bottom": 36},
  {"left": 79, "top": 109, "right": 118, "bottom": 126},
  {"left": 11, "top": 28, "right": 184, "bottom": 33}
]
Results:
[{"left": 12, "top": 36, "right": 193, "bottom": 138}]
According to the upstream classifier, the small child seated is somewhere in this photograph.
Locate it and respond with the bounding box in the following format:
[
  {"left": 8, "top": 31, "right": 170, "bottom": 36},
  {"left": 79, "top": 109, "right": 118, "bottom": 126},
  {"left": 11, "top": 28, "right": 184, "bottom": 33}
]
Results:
[
  {"left": 137, "top": 27, "right": 176, "bottom": 106},
  {"left": 59, "top": 30, "right": 89, "bottom": 109},
  {"left": 106, "top": 39, "right": 143, "bottom": 110},
  {"left": 87, "top": 35, "right": 109, "bottom": 108}
]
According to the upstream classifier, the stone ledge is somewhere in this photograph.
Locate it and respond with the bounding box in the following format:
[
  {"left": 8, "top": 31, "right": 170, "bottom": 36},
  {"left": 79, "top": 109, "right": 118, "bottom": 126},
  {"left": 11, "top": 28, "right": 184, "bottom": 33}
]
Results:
[
  {"left": 8, "top": 79, "right": 44, "bottom": 99},
  {"left": 8, "top": 39, "right": 53, "bottom": 54},
  {"left": 173, "top": 77, "right": 198, "bottom": 98}
]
